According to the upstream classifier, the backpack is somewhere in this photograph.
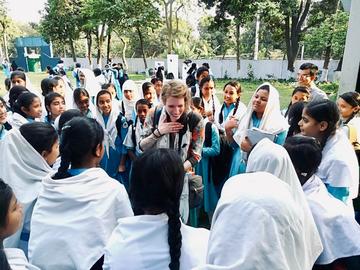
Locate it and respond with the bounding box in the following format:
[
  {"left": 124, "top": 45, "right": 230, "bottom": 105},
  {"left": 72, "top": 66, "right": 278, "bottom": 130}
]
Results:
[
  {"left": 153, "top": 106, "right": 204, "bottom": 209},
  {"left": 190, "top": 86, "right": 197, "bottom": 97},
  {"left": 186, "top": 73, "right": 196, "bottom": 88}
]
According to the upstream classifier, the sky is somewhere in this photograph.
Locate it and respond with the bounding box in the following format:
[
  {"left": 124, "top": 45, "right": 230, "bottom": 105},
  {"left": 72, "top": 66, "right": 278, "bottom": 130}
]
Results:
[{"left": 6, "top": 0, "right": 46, "bottom": 23}]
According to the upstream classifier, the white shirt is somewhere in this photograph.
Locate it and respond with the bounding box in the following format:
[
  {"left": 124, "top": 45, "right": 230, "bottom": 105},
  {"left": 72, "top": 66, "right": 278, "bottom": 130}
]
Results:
[
  {"left": 5, "top": 248, "right": 40, "bottom": 270},
  {"left": 103, "top": 214, "right": 209, "bottom": 270}
]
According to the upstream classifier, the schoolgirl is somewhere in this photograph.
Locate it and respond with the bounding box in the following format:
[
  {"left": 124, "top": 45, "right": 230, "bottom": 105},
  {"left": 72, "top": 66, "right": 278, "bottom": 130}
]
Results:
[
  {"left": 282, "top": 86, "right": 310, "bottom": 118},
  {"left": 44, "top": 92, "right": 65, "bottom": 125},
  {"left": 191, "top": 97, "right": 220, "bottom": 224},
  {"left": 299, "top": 100, "right": 359, "bottom": 207},
  {"left": 142, "top": 81, "right": 157, "bottom": 107},
  {"left": 198, "top": 76, "right": 221, "bottom": 122},
  {"left": 151, "top": 77, "right": 163, "bottom": 102},
  {"left": 73, "top": 87, "right": 96, "bottom": 118},
  {"left": 285, "top": 135, "right": 360, "bottom": 269},
  {"left": 227, "top": 82, "right": 288, "bottom": 176},
  {"left": 0, "top": 97, "right": 11, "bottom": 140},
  {"left": 215, "top": 80, "right": 246, "bottom": 131},
  {"left": 0, "top": 122, "right": 58, "bottom": 251},
  {"left": 28, "top": 117, "right": 133, "bottom": 270},
  {"left": 9, "top": 92, "right": 42, "bottom": 129},
  {"left": 10, "top": 71, "right": 38, "bottom": 96},
  {"left": 95, "top": 90, "right": 127, "bottom": 179},
  {"left": 120, "top": 79, "right": 138, "bottom": 122},
  {"left": 8, "top": 85, "right": 29, "bottom": 111},
  {"left": 0, "top": 179, "right": 40, "bottom": 270},
  {"left": 103, "top": 149, "right": 209, "bottom": 270},
  {"left": 190, "top": 66, "right": 209, "bottom": 97},
  {"left": 337, "top": 92, "right": 360, "bottom": 141},
  {"left": 123, "top": 98, "right": 151, "bottom": 160},
  {"left": 78, "top": 68, "right": 101, "bottom": 101}
]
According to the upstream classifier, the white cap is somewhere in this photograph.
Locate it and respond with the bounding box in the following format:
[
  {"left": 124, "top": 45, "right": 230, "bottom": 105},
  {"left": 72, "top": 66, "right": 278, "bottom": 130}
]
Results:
[{"left": 122, "top": 80, "right": 137, "bottom": 92}]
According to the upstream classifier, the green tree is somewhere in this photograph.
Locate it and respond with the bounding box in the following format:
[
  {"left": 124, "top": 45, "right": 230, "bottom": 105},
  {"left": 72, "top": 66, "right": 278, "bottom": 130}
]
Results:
[{"left": 0, "top": 0, "right": 10, "bottom": 60}]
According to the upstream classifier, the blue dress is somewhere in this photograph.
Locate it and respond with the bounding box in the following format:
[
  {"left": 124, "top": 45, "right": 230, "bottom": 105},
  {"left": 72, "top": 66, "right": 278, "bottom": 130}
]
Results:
[{"left": 229, "top": 113, "right": 287, "bottom": 177}]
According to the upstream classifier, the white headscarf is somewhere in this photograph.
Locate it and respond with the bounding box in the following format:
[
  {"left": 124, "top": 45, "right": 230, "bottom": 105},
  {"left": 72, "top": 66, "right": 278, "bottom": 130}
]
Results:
[
  {"left": 303, "top": 175, "right": 360, "bottom": 264},
  {"left": 199, "top": 172, "right": 319, "bottom": 270},
  {"left": 121, "top": 79, "right": 138, "bottom": 121},
  {"left": 246, "top": 138, "right": 323, "bottom": 268},
  {"left": 79, "top": 68, "right": 101, "bottom": 98},
  {"left": 233, "top": 82, "right": 288, "bottom": 146}
]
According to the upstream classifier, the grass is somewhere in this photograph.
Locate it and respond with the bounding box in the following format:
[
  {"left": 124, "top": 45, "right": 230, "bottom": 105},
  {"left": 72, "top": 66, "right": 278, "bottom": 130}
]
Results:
[{"left": 0, "top": 72, "right": 301, "bottom": 109}]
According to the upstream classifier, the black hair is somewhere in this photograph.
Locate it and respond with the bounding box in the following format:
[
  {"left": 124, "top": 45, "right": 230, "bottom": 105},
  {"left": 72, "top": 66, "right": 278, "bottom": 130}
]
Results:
[
  {"left": 339, "top": 92, "right": 360, "bottom": 124},
  {"left": 4, "top": 78, "right": 11, "bottom": 91},
  {"left": 287, "top": 101, "right": 306, "bottom": 137},
  {"left": 10, "top": 70, "right": 26, "bottom": 82},
  {"left": 199, "top": 76, "right": 215, "bottom": 118},
  {"left": 51, "top": 76, "right": 64, "bottom": 88},
  {"left": 75, "top": 63, "right": 81, "bottom": 68},
  {"left": 8, "top": 85, "right": 29, "bottom": 110},
  {"left": 156, "top": 66, "right": 164, "bottom": 81},
  {"left": 196, "top": 66, "right": 209, "bottom": 79},
  {"left": 129, "top": 148, "right": 184, "bottom": 270},
  {"left": 13, "top": 92, "right": 39, "bottom": 118},
  {"left": 53, "top": 117, "right": 104, "bottom": 179},
  {"left": 101, "top": 83, "right": 115, "bottom": 90},
  {"left": 299, "top": 62, "right": 318, "bottom": 77},
  {"left": 16, "top": 67, "right": 25, "bottom": 72},
  {"left": 45, "top": 92, "right": 65, "bottom": 120},
  {"left": 257, "top": 84, "right": 270, "bottom": 92},
  {"left": 58, "top": 109, "right": 83, "bottom": 135},
  {"left": 304, "top": 100, "right": 340, "bottom": 148},
  {"left": 219, "top": 81, "right": 242, "bottom": 124},
  {"left": 93, "top": 68, "right": 102, "bottom": 77},
  {"left": 202, "top": 63, "right": 210, "bottom": 69},
  {"left": 284, "top": 135, "right": 322, "bottom": 184},
  {"left": 0, "top": 97, "right": 9, "bottom": 111},
  {"left": 191, "top": 97, "right": 203, "bottom": 110},
  {"left": 166, "top": 73, "right": 175, "bottom": 80},
  {"left": 284, "top": 86, "right": 310, "bottom": 117},
  {"left": 41, "top": 78, "right": 56, "bottom": 96},
  {"left": 19, "top": 122, "right": 58, "bottom": 156},
  {"left": 0, "top": 179, "right": 13, "bottom": 229},
  {"left": 135, "top": 98, "right": 151, "bottom": 109},
  {"left": 73, "top": 88, "right": 90, "bottom": 103},
  {"left": 142, "top": 82, "right": 153, "bottom": 96},
  {"left": 58, "top": 60, "right": 64, "bottom": 64},
  {"left": 96, "top": 90, "right": 112, "bottom": 106},
  {"left": 151, "top": 77, "right": 162, "bottom": 84}
]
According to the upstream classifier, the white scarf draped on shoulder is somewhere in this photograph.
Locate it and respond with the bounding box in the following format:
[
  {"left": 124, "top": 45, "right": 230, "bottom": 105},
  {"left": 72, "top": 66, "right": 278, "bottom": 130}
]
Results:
[
  {"left": 28, "top": 168, "right": 133, "bottom": 270},
  {"left": 198, "top": 172, "right": 316, "bottom": 270},
  {"left": 246, "top": 138, "right": 323, "bottom": 269},
  {"left": 233, "top": 82, "right": 288, "bottom": 146}
]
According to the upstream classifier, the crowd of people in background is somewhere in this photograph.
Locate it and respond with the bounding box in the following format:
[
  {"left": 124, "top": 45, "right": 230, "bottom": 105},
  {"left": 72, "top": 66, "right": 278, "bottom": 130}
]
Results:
[{"left": 0, "top": 59, "right": 360, "bottom": 270}]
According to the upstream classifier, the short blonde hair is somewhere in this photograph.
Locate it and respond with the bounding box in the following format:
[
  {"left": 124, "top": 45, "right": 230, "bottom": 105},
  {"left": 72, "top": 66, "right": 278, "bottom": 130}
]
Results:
[{"left": 161, "top": 80, "right": 191, "bottom": 112}]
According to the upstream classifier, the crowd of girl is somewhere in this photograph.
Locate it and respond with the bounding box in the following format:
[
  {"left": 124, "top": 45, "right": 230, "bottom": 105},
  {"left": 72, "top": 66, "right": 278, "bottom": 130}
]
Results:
[{"left": 0, "top": 62, "right": 360, "bottom": 269}]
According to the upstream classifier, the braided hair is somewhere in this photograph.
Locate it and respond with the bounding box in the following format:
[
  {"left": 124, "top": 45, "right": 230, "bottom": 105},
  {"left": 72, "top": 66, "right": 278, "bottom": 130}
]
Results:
[
  {"left": 130, "top": 148, "right": 184, "bottom": 270},
  {"left": 304, "top": 100, "right": 340, "bottom": 149},
  {"left": 219, "top": 81, "right": 242, "bottom": 124},
  {"left": 53, "top": 117, "right": 104, "bottom": 179}
]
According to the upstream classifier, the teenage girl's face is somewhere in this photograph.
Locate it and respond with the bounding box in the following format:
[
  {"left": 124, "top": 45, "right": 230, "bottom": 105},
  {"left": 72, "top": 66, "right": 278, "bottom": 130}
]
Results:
[
  {"left": 252, "top": 89, "right": 269, "bottom": 115},
  {"left": 144, "top": 86, "right": 156, "bottom": 103},
  {"left": 0, "top": 194, "right": 23, "bottom": 240},
  {"left": 190, "top": 105, "right": 203, "bottom": 115},
  {"left": 11, "top": 77, "right": 26, "bottom": 87},
  {"left": 154, "top": 81, "right": 163, "bottom": 96},
  {"left": 201, "top": 81, "right": 215, "bottom": 98},
  {"left": 223, "top": 85, "right": 239, "bottom": 106},
  {"left": 106, "top": 86, "right": 116, "bottom": 99},
  {"left": 136, "top": 104, "right": 150, "bottom": 124},
  {"left": 124, "top": 90, "right": 133, "bottom": 101},
  {"left": 23, "top": 97, "right": 42, "bottom": 119},
  {"left": 291, "top": 91, "right": 309, "bottom": 105},
  {"left": 0, "top": 101, "right": 7, "bottom": 124},
  {"left": 43, "top": 139, "right": 60, "bottom": 166},
  {"left": 298, "top": 109, "right": 323, "bottom": 139},
  {"left": 98, "top": 93, "right": 112, "bottom": 115},
  {"left": 76, "top": 94, "right": 89, "bottom": 113},
  {"left": 165, "top": 97, "right": 185, "bottom": 121},
  {"left": 53, "top": 79, "right": 65, "bottom": 97},
  {"left": 47, "top": 97, "right": 65, "bottom": 120},
  {"left": 337, "top": 97, "right": 359, "bottom": 120},
  {"left": 79, "top": 72, "right": 85, "bottom": 85}
]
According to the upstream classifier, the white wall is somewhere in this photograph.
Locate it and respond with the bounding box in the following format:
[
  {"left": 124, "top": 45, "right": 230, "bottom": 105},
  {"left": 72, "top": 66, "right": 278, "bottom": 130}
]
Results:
[{"left": 62, "top": 57, "right": 340, "bottom": 81}]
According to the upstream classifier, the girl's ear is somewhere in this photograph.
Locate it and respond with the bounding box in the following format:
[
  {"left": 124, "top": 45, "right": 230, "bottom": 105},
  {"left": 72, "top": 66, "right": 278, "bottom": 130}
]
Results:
[
  {"left": 319, "top": 121, "right": 329, "bottom": 132},
  {"left": 41, "top": 150, "right": 50, "bottom": 162},
  {"left": 45, "top": 105, "right": 51, "bottom": 112},
  {"left": 95, "top": 143, "right": 104, "bottom": 158},
  {"left": 21, "top": 106, "right": 28, "bottom": 114}
]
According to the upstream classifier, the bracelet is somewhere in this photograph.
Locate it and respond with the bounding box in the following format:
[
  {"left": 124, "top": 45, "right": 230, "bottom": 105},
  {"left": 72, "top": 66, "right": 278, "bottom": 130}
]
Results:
[
  {"left": 152, "top": 130, "right": 160, "bottom": 139},
  {"left": 156, "top": 128, "right": 163, "bottom": 137}
]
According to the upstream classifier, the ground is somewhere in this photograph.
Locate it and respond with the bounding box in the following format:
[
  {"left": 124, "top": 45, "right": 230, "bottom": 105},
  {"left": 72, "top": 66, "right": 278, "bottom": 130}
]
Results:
[{"left": 0, "top": 71, "right": 337, "bottom": 109}]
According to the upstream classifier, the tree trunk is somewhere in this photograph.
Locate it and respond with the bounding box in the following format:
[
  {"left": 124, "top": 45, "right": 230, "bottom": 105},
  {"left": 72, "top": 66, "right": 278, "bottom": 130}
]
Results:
[
  {"left": 168, "top": 1, "right": 173, "bottom": 54},
  {"left": 86, "top": 32, "right": 92, "bottom": 66},
  {"left": 106, "top": 29, "right": 111, "bottom": 63},
  {"left": 96, "top": 23, "right": 106, "bottom": 67},
  {"left": 3, "top": 31, "right": 8, "bottom": 60},
  {"left": 235, "top": 23, "right": 241, "bottom": 71},
  {"left": 69, "top": 37, "right": 77, "bottom": 62},
  {"left": 136, "top": 27, "right": 147, "bottom": 69},
  {"left": 254, "top": 13, "right": 260, "bottom": 60},
  {"left": 119, "top": 36, "right": 128, "bottom": 70}
]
